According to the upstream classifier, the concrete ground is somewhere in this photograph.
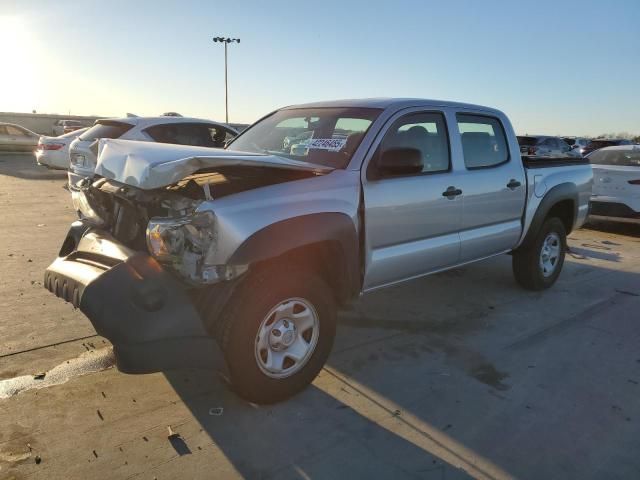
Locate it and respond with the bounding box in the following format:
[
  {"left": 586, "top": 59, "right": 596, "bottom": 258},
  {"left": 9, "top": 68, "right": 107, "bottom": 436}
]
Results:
[{"left": 1, "top": 152, "right": 639, "bottom": 480}]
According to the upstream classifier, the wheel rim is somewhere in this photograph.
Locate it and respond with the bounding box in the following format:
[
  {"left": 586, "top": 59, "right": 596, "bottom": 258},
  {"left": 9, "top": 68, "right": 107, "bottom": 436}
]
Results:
[
  {"left": 254, "top": 297, "right": 320, "bottom": 379},
  {"left": 539, "top": 232, "right": 561, "bottom": 277}
]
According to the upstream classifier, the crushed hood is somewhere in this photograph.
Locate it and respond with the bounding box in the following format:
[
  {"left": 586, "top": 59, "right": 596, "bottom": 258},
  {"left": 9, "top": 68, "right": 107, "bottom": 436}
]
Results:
[{"left": 95, "top": 139, "right": 333, "bottom": 190}]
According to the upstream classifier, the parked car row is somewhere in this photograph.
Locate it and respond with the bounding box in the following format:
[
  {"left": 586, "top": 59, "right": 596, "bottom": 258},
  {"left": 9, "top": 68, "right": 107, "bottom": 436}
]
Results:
[{"left": 516, "top": 134, "right": 635, "bottom": 159}]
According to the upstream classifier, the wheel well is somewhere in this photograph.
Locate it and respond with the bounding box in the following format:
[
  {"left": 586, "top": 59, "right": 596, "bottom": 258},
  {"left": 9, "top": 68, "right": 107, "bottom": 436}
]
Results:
[
  {"left": 253, "top": 241, "right": 355, "bottom": 305},
  {"left": 547, "top": 199, "right": 575, "bottom": 234}
]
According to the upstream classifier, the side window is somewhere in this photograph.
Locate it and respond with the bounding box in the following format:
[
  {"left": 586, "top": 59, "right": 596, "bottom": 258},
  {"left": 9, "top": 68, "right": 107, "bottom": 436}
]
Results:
[
  {"left": 6, "top": 125, "right": 26, "bottom": 136},
  {"left": 376, "top": 112, "right": 450, "bottom": 174},
  {"left": 146, "top": 124, "right": 209, "bottom": 146},
  {"left": 456, "top": 114, "right": 508, "bottom": 169},
  {"left": 206, "top": 126, "right": 235, "bottom": 148},
  {"left": 456, "top": 113, "right": 509, "bottom": 169}
]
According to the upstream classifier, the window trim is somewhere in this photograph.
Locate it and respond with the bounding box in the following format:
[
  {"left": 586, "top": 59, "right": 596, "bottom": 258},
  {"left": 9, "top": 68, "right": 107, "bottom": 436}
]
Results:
[
  {"left": 366, "top": 110, "right": 452, "bottom": 181},
  {"left": 456, "top": 112, "right": 511, "bottom": 171}
]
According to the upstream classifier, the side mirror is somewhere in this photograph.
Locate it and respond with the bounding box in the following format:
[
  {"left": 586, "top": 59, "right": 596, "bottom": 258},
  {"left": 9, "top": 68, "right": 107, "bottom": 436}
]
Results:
[{"left": 376, "top": 147, "right": 423, "bottom": 177}]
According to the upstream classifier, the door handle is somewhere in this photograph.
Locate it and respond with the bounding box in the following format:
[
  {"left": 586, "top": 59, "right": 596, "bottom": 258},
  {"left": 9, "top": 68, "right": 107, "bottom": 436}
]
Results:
[
  {"left": 507, "top": 179, "right": 522, "bottom": 190},
  {"left": 442, "top": 186, "right": 463, "bottom": 198}
]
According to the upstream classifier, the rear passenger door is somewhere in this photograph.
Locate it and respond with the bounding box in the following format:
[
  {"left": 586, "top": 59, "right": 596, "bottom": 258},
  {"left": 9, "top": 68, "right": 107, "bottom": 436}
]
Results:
[
  {"left": 362, "top": 110, "right": 462, "bottom": 290},
  {"left": 454, "top": 113, "right": 526, "bottom": 262}
]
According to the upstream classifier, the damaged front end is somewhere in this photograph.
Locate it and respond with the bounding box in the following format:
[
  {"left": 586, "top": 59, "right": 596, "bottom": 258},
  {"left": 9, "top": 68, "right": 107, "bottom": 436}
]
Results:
[
  {"left": 70, "top": 175, "right": 248, "bottom": 286},
  {"left": 45, "top": 178, "right": 242, "bottom": 374}
]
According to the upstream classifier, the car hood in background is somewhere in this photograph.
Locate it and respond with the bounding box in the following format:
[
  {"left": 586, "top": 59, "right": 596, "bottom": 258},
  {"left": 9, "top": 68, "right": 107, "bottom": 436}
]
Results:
[{"left": 95, "top": 139, "right": 334, "bottom": 190}]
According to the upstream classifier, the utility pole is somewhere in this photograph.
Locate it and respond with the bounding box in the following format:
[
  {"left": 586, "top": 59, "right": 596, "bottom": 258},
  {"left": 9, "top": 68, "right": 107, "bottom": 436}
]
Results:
[{"left": 212, "top": 36, "right": 240, "bottom": 123}]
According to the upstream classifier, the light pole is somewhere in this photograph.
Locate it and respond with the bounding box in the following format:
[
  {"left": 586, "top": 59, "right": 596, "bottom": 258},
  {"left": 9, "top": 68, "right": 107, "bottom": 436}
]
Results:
[{"left": 212, "top": 36, "right": 240, "bottom": 123}]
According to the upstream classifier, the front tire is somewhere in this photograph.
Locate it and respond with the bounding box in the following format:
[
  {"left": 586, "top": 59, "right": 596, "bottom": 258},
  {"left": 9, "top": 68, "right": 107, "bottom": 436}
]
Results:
[
  {"left": 512, "top": 217, "right": 567, "bottom": 291},
  {"left": 216, "top": 264, "right": 336, "bottom": 404}
]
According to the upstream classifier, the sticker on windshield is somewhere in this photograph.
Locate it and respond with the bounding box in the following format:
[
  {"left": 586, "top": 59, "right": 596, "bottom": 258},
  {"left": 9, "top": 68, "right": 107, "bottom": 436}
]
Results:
[{"left": 304, "top": 138, "right": 347, "bottom": 151}]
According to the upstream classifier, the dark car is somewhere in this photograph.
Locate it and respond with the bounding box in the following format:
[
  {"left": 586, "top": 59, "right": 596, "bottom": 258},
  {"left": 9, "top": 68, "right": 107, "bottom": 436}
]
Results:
[{"left": 583, "top": 138, "right": 632, "bottom": 156}]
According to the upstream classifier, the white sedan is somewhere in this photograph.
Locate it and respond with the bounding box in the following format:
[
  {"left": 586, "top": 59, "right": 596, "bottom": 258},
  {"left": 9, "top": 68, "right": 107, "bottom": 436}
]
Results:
[
  {"left": 588, "top": 145, "right": 640, "bottom": 224},
  {"left": 35, "top": 128, "right": 88, "bottom": 170}
]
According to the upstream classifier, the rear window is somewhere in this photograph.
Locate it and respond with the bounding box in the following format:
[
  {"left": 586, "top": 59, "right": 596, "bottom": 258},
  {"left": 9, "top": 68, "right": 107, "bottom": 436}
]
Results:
[
  {"left": 517, "top": 136, "right": 539, "bottom": 146},
  {"left": 587, "top": 140, "right": 616, "bottom": 150},
  {"left": 588, "top": 149, "right": 640, "bottom": 166},
  {"left": 60, "top": 127, "right": 88, "bottom": 139},
  {"left": 80, "top": 121, "right": 133, "bottom": 141}
]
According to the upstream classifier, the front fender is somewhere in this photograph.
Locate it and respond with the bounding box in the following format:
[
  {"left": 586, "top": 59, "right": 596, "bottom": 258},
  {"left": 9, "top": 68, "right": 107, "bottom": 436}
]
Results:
[{"left": 228, "top": 213, "right": 360, "bottom": 299}]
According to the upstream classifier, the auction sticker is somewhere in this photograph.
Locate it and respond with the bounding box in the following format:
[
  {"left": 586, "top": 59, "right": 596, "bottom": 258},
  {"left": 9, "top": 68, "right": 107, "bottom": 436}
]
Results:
[{"left": 305, "top": 138, "right": 347, "bottom": 151}]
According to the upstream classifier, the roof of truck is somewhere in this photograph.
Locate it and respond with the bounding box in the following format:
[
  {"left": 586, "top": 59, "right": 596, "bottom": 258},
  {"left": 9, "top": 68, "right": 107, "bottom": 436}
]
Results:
[{"left": 282, "top": 98, "right": 502, "bottom": 114}]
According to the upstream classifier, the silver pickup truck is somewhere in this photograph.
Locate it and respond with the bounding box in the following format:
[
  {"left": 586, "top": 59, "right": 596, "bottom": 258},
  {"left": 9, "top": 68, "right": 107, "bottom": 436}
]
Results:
[{"left": 45, "top": 98, "right": 592, "bottom": 403}]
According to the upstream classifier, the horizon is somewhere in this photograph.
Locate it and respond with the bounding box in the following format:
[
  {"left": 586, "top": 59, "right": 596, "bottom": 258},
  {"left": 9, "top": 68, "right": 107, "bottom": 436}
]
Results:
[{"left": 1, "top": 0, "right": 638, "bottom": 137}]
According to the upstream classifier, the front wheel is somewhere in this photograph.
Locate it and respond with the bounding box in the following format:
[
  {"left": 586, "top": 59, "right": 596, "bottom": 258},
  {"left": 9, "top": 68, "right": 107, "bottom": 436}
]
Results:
[
  {"left": 216, "top": 264, "right": 336, "bottom": 404},
  {"left": 512, "top": 217, "right": 567, "bottom": 291}
]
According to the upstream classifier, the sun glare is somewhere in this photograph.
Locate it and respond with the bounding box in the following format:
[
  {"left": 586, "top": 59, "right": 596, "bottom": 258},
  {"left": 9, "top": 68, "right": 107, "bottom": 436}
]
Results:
[{"left": 0, "top": 15, "right": 40, "bottom": 112}]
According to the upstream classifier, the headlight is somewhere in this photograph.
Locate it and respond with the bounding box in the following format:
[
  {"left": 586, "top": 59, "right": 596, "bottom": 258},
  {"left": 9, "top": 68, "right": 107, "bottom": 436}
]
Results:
[
  {"left": 71, "top": 189, "right": 105, "bottom": 225},
  {"left": 147, "top": 211, "right": 242, "bottom": 284}
]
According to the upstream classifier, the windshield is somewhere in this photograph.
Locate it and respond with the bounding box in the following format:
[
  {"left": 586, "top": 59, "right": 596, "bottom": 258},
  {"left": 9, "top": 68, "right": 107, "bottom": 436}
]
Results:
[
  {"left": 517, "top": 136, "right": 539, "bottom": 146},
  {"left": 226, "top": 107, "right": 382, "bottom": 168},
  {"left": 587, "top": 140, "right": 617, "bottom": 150},
  {"left": 80, "top": 120, "right": 133, "bottom": 141},
  {"left": 588, "top": 148, "right": 640, "bottom": 166}
]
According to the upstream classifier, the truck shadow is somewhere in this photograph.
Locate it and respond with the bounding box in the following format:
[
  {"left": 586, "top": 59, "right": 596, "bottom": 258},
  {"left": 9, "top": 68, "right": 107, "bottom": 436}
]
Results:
[{"left": 164, "top": 232, "right": 640, "bottom": 479}]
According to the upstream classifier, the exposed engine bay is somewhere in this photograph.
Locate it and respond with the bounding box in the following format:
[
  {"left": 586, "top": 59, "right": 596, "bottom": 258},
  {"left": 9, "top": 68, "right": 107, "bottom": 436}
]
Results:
[{"left": 73, "top": 165, "right": 321, "bottom": 284}]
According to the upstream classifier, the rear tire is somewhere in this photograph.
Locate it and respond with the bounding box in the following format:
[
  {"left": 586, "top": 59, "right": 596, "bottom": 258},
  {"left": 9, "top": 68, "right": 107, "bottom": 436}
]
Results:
[
  {"left": 215, "top": 264, "right": 336, "bottom": 404},
  {"left": 512, "top": 217, "right": 566, "bottom": 291}
]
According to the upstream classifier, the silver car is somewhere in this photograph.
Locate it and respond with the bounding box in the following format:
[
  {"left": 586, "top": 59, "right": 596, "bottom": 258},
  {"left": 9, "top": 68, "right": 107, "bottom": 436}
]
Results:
[
  {"left": 562, "top": 136, "right": 591, "bottom": 155},
  {"left": 517, "top": 135, "right": 580, "bottom": 158},
  {"left": 0, "top": 123, "right": 40, "bottom": 152}
]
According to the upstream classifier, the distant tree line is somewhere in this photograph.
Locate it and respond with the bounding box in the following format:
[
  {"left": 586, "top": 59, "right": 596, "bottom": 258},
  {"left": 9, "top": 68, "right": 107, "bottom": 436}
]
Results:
[{"left": 595, "top": 132, "right": 640, "bottom": 143}]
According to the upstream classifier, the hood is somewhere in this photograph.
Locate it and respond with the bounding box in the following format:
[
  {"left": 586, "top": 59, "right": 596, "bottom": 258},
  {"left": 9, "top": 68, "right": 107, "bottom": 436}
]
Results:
[{"left": 95, "top": 139, "right": 334, "bottom": 190}]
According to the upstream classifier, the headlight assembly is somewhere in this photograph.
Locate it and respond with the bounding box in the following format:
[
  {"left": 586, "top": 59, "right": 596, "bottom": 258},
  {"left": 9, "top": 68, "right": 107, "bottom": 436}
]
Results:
[
  {"left": 146, "top": 211, "right": 243, "bottom": 284},
  {"left": 71, "top": 189, "right": 106, "bottom": 226}
]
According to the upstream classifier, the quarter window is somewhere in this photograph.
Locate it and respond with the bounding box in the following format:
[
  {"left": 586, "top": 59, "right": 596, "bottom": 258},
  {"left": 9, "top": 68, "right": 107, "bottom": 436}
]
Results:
[
  {"left": 377, "top": 112, "right": 450, "bottom": 174},
  {"left": 457, "top": 114, "right": 509, "bottom": 169}
]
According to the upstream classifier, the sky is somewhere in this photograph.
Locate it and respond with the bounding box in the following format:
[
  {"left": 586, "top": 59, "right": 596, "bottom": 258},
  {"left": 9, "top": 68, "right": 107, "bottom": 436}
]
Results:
[{"left": 1, "top": 0, "right": 638, "bottom": 136}]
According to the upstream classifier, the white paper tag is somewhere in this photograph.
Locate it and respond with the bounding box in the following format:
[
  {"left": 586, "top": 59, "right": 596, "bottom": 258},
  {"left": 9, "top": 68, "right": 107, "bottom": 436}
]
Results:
[{"left": 304, "top": 138, "right": 347, "bottom": 151}]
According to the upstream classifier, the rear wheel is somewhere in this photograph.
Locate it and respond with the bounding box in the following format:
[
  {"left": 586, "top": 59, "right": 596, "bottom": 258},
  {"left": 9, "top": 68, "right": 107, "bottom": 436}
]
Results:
[
  {"left": 512, "top": 217, "right": 566, "bottom": 291},
  {"left": 216, "top": 264, "right": 336, "bottom": 404}
]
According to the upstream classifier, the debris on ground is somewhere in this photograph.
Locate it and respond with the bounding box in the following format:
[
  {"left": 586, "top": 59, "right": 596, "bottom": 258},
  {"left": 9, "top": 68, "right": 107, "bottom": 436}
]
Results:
[
  {"left": 167, "top": 426, "right": 179, "bottom": 439},
  {"left": 392, "top": 409, "right": 401, "bottom": 417},
  {"left": 35, "top": 455, "right": 42, "bottom": 464},
  {"left": 208, "top": 407, "right": 224, "bottom": 416},
  {"left": 33, "top": 372, "right": 46, "bottom": 380},
  {"left": 97, "top": 409, "right": 104, "bottom": 420}
]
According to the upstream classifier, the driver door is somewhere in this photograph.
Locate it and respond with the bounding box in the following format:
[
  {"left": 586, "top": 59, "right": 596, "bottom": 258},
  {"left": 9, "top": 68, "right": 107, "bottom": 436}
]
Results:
[{"left": 362, "top": 110, "right": 462, "bottom": 291}]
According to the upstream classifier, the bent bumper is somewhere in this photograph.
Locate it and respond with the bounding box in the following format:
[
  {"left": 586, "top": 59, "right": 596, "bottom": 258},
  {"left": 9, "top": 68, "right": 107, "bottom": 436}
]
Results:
[{"left": 44, "top": 222, "right": 226, "bottom": 374}]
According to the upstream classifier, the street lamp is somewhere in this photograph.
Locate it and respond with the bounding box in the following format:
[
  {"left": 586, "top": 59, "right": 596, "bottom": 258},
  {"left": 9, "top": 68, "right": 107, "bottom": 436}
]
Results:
[{"left": 212, "top": 36, "right": 240, "bottom": 123}]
